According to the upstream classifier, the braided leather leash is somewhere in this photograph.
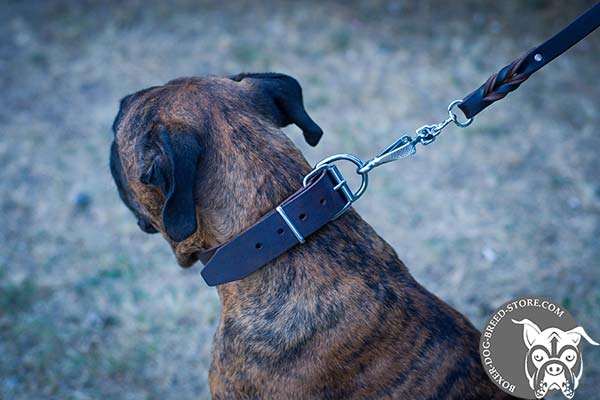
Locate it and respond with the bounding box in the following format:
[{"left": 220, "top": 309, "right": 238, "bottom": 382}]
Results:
[
  {"left": 459, "top": 2, "right": 600, "bottom": 119},
  {"left": 357, "top": 1, "right": 600, "bottom": 175}
]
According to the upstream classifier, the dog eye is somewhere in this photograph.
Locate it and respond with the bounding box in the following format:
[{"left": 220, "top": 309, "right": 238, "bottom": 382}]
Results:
[
  {"left": 562, "top": 350, "right": 577, "bottom": 362},
  {"left": 532, "top": 350, "right": 546, "bottom": 362}
]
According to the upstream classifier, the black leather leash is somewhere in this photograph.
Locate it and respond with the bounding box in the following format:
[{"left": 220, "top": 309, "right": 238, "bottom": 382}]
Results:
[
  {"left": 197, "top": 3, "right": 600, "bottom": 286},
  {"left": 459, "top": 1, "right": 600, "bottom": 119}
]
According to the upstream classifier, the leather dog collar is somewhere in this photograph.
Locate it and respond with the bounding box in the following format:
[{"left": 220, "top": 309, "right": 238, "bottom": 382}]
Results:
[{"left": 196, "top": 167, "right": 350, "bottom": 286}]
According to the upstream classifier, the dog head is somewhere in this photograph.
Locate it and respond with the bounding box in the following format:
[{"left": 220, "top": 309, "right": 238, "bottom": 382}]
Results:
[
  {"left": 109, "top": 73, "right": 323, "bottom": 266},
  {"left": 512, "top": 318, "right": 599, "bottom": 399}
]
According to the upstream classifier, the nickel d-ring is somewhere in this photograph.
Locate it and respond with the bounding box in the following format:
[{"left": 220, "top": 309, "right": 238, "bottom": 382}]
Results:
[
  {"left": 448, "top": 99, "right": 474, "bottom": 128},
  {"left": 303, "top": 153, "right": 369, "bottom": 219}
]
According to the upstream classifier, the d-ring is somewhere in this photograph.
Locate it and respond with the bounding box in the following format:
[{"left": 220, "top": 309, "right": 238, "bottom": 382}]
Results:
[
  {"left": 303, "top": 153, "right": 369, "bottom": 202},
  {"left": 448, "top": 99, "right": 474, "bottom": 128}
]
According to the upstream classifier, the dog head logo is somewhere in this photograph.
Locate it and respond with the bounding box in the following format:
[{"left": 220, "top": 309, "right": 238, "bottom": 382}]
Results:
[{"left": 512, "top": 318, "right": 599, "bottom": 399}]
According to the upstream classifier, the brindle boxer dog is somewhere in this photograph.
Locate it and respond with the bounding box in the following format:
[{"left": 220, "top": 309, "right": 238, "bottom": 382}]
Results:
[{"left": 110, "top": 73, "right": 515, "bottom": 399}]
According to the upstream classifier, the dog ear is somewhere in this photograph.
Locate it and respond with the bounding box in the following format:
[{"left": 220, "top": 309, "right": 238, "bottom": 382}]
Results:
[
  {"left": 512, "top": 319, "right": 542, "bottom": 349},
  {"left": 112, "top": 87, "right": 157, "bottom": 133},
  {"left": 229, "top": 73, "right": 323, "bottom": 146},
  {"left": 565, "top": 326, "right": 600, "bottom": 347},
  {"left": 137, "top": 125, "right": 201, "bottom": 242}
]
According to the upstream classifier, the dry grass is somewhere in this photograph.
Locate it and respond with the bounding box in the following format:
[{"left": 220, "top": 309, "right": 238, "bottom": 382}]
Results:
[{"left": 1, "top": 1, "right": 599, "bottom": 399}]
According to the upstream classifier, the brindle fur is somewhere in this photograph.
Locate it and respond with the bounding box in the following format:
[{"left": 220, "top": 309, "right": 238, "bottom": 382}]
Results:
[{"left": 110, "top": 75, "right": 516, "bottom": 399}]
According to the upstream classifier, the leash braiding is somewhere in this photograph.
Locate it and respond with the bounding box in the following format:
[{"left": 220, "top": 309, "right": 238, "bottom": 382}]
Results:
[{"left": 480, "top": 52, "right": 532, "bottom": 103}]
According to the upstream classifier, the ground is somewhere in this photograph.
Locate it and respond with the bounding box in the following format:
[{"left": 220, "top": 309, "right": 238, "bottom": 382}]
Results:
[{"left": 1, "top": 1, "right": 599, "bottom": 399}]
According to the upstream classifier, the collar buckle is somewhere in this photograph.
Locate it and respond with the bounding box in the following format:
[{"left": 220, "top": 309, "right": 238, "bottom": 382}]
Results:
[{"left": 303, "top": 154, "right": 368, "bottom": 220}]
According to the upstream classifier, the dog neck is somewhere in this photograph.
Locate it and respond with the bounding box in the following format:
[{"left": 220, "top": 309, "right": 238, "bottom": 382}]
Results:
[
  {"left": 194, "top": 123, "right": 410, "bottom": 322},
  {"left": 186, "top": 120, "right": 401, "bottom": 302},
  {"left": 215, "top": 207, "right": 405, "bottom": 304}
]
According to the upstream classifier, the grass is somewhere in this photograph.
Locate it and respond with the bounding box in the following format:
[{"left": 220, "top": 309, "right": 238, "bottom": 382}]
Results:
[
  {"left": 0, "top": 279, "right": 46, "bottom": 316},
  {"left": 1, "top": 0, "right": 599, "bottom": 398},
  {"left": 231, "top": 42, "right": 261, "bottom": 64},
  {"left": 330, "top": 29, "right": 352, "bottom": 52}
]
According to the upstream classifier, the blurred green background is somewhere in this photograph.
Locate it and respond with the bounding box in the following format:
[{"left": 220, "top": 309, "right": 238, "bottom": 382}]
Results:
[{"left": 1, "top": 1, "right": 599, "bottom": 399}]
